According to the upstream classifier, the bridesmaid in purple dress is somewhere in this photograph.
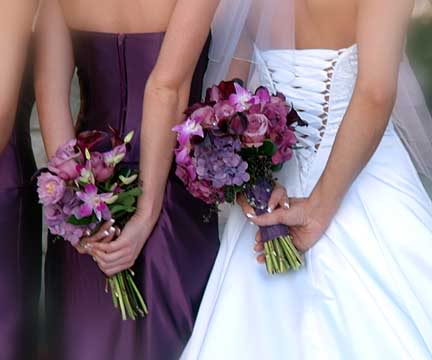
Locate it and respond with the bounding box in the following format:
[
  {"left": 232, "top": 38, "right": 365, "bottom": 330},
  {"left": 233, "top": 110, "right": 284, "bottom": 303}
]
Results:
[
  {"left": 0, "top": 4, "right": 42, "bottom": 360},
  {"left": 36, "top": 1, "right": 220, "bottom": 359}
]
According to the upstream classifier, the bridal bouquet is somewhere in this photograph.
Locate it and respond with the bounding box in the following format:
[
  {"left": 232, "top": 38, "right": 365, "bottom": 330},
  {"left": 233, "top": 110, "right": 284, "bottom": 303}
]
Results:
[
  {"left": 174, "top": 80, "right": 305, "bottom": 274},
  {"left": 37, "top": 129, "right": 148, "bottom": 320}
]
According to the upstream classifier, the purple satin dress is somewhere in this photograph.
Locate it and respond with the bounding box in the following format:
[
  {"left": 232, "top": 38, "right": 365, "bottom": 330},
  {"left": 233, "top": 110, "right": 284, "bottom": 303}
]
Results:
[
  {"left": 45, "top": 31, "right": 219, "bottom": 360},
  {"left": 0, "top": 63, "right": 42, "bottom": 359}
]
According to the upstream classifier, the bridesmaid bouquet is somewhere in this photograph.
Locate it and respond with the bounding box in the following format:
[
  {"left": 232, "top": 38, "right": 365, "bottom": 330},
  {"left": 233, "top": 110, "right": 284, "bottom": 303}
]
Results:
[
  {"left": 174, "top": 80, "right": 305, "bottom": 274},
  {"left": 36, "top": 129, "right": 148, "bottom": 320}
]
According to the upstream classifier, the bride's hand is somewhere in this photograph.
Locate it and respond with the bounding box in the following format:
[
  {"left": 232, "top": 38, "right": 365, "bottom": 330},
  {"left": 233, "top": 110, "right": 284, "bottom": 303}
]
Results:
[
  {"left": 89, "top": 212, "right": 157, "bottom": 277},
  {"left": 237, "top": 183, "right": 291, "bottom": 219},
  {"left": 251, "top": 197, "right": 332, "bottom": 259}
]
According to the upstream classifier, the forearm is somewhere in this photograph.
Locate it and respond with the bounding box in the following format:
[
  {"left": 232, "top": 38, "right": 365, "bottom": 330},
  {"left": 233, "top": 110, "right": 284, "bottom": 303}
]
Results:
[
  {"left": 35, "top": 74, "right": 75, "bottom": 158},
  {"left": 137, "top": 76, "right": 190, "bottom": 221},
  {"left": 310, "top": 87, "right": 396, "bottom": 217},
  {"left": 34, "top": 0, "right": 75, "bottom": 158}
]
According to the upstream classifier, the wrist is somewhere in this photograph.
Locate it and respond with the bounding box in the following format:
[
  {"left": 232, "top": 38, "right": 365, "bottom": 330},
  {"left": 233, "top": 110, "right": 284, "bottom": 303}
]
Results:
[
  {"left": 308, "top": 185, "right": 340, "bottom": 225},
  {"left": 135, "top": 196, "right": 163, "bottom": 224}
]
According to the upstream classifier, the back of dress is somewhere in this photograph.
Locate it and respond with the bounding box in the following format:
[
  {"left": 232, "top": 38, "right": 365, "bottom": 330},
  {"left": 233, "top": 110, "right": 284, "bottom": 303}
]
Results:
[{"left": 44, "top": 3, "right": 219, "bottom": 360}]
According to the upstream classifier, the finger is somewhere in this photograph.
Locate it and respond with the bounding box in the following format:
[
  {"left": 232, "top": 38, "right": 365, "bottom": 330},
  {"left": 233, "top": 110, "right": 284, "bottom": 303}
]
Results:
[
  {"left": 91, "top": 234, "right": 129, "bottom": 253},
  {"left": 73, "top": 244, "right": 88, "bottom": 255},
  {"left": 251, "top": 208, "right": 288, "bottom": 227},
  {"left": 256, "top": 254, "right": 265, "bottom": 264},
  {"left": 254, "top": 242, "right": 264, "bottom": 252},
  {"left": 101, "top": 262, "right": 132, "bottom": 277},
  {"left": 93, "top": 248, "right": 130, "bottom": 267},
  {"left": 268, "top": 184, "right": 288, "bottom": 212},
  {"left": 237, "top": 194, "right": 255, "bottom": 219},
  {"left": 83, "top": 220, "right": 116, "bottom": 245},
  {"left": 99, "top": 226, "right": 120, "bottom": 244}
]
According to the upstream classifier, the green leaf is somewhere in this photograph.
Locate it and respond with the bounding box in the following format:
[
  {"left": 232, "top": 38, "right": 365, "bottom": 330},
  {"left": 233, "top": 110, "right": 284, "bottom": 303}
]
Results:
[
  {"left": 67, "top": 214, "right": 97, "bottom": 225},
  {"left": 271, "top": 163, "right": 284, "bottom": 172},
  {"left": 259, "top": 140, "right": 277, "bottom": 156}
]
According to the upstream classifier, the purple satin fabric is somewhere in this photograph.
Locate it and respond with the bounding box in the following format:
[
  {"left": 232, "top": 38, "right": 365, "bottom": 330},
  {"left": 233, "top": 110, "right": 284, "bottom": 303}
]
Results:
[
  {"left": 247, "top": 179, "right": 290, "bottom": 242},
  {"left": 45, "top": 31, "right": 219, "bottom": 360},
  {"left": 0, "top": 64, "right": 42, "bottom": 360}
]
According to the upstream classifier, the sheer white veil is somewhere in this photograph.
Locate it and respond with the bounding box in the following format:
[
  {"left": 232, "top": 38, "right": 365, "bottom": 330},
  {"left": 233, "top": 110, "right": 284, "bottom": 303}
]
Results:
[
  {"left": 393, "top": 56, "right": 432, "bottom": 187},
  {"left": 204, "top": 0, "right": 295, "bottom": 92},
  {"left": 205, "top": 0, "right": 432, "bottom": 186}
]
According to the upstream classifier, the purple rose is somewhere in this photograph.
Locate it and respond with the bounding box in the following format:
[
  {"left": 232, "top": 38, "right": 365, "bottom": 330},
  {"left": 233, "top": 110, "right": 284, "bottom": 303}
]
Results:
[
  {"left": 48, "top": 139, "right": 82, "bottom": 180},
  {"left": 37, "top": 172, "right": 66, "bottom": 206},
  {"left": 243, "top": 114, "right": 269, "bottom": 148},
  {"left": 272, "top": 130, "right": 297, "bottom": 164},
  {"left": 91, "top": 152, "right": 114, "bottom": 182},
  {"left": 44, "top": 204, "right": 66, "bottom": 227}
]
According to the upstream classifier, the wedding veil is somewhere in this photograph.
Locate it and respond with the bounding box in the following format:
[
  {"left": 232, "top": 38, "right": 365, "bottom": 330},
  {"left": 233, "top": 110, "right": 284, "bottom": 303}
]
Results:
[{"left": 205, "top": 0, "right": 432, "bottom": 188}]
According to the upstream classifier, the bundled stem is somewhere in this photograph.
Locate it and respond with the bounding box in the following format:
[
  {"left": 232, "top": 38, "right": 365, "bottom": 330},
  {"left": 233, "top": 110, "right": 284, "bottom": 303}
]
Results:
[{"left": 107, "top": 270, "right": 148, "bottom": 321}]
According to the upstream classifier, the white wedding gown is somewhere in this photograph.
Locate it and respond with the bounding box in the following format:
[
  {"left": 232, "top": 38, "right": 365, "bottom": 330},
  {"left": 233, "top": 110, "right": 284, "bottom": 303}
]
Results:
[{"left": 181, "top": 45, "right": 432, "bottom": 360}]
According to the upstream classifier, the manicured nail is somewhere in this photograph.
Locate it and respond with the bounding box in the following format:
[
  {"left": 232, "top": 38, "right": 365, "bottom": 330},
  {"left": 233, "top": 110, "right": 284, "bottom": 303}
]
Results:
[
  {"left": 103, "top": 230, "right": 110, "bottom": 237},
  {"left": 92, "top": 257, "right": 97, "bottom": 262},
  {"left": 85, "top": 230, "right": 91, "bottom": 236},
  {"left": 246, "top": 213, "right": 255, "bottom": 219},
  {"left": 109, "top": 226, "right": 115, "bottom": 234},
  {"left": 267, "top": 207, "right": 273, "bottom": 213},
  {"left": 249, "top": 221, "right": 254, "bottom": 225},
  {"left": 110, "top": 219, "right": 115, "bottom": 225},
  {"left": 283, "top": 202, "right": 290, "bottom": 209}
]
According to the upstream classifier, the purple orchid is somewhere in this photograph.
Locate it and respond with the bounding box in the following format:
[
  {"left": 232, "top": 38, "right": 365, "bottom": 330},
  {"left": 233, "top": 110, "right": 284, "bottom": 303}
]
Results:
[
  {"left": 229, "top": 83, "right": 258, "bottom": 112},
  {"left": 173, "top": 118, "right": 204, "bottom": 146},
  {"left": 75, "top": 184, "right": 114, "bottom": 221}
]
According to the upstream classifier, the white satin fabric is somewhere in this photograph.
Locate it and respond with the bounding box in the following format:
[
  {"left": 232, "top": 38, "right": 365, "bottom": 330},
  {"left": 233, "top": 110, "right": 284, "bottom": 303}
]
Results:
[{"left": 181, "top": 46, "right": 432, "bottom": 360}]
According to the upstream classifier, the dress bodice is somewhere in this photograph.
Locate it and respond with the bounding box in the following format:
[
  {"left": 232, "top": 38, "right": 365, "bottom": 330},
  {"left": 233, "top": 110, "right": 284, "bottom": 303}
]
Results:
[
  {"left": 72, "top": 31, "right": 210, "bottom": 166},
  {"left": 260, "top": 45, "right": 395, "bottom": 192}
]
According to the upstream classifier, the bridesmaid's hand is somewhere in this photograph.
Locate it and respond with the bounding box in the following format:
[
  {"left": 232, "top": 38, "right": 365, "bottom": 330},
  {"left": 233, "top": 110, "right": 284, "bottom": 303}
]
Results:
[
  {"left": 90, "top": 213, "right": 156, "bottom": 277},
  {"left": 238, "top": 183, "right": 290, "bottom": 219},
  {"left": 74, "top": 219, "right": 117, "bottom": 255},
  {"left": 251, "top": 197, "right": 332, "bottom": 259}
]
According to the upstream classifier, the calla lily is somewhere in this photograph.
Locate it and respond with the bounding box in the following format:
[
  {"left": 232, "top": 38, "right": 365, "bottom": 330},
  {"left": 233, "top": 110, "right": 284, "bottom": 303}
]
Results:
[
  {"left": 104, "top": 144, "right": 127, "bottom": 167},
  {"left": 124, "top": 130, "right": 135, "bottom": 144},
  {"left": 119, "top": 174, "right": 138, "bottom": 185}
]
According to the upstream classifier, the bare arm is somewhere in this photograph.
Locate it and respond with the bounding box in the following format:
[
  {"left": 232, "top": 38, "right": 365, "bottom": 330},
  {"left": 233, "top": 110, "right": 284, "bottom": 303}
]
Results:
[
  {"left": 309, "top": 0, "right": 414, "bottom": 219},
  {"left": 35, "top": 0, "right": 75, "bottom": 158},
  {"left": 92, "top": 0, "right": 220, "bottom": 276},
  {"left": 0, "top": 1, "right": 35, "bottom": 153},
  {"left": 252, "top": 0, "right": 415, "bottom": 253},
  {"left": 137, "top": 0, "right": 220, "bottom": 221}
]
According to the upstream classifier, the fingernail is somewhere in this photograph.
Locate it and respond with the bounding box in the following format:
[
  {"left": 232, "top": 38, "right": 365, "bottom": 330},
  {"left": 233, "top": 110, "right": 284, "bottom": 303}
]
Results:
[
  {"left": 246, "top": 213, "right": 255, "bottom": 219},
  {"left": 109, "top": 226, "right": 115, "bottom": 234},
  {"left": 249, "top": 221, "right": 254, "bottom": 225},
  {"left": 103, "top": 230, "right": 110, "bottom": 237},
  {"left": 92, "top": 257, "right": 97, "bottom": 262},
  {"left": 267, "top": 207, "right": 273, "bottom": 213},
  {"left": 283, "top": 202, "right": 290, "bottom": 209},
  {"left": 85, "top": 230, "right": 91, "bottom": 236},
  {"left": 110, "top": 219, "right": 115, "bottom": 225}
]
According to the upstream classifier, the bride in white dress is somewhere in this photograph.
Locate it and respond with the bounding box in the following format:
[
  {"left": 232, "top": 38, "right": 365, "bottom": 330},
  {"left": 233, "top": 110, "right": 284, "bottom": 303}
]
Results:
[{"left": 182, "top": 0, "right": 432, "bottom": 359}]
